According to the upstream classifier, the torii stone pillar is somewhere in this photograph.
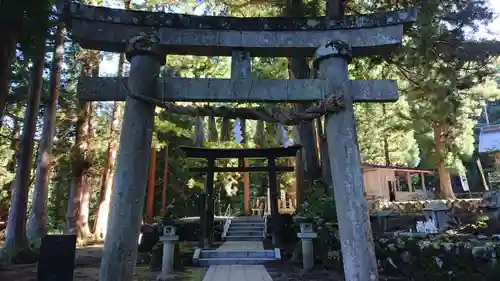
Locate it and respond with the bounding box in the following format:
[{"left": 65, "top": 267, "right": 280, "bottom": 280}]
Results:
[
  {"left": 314, "top": 41, "right": 378, "bottom": 281},
  {"left": 99, "top": 33, "right": 164, "bottom": 281}
]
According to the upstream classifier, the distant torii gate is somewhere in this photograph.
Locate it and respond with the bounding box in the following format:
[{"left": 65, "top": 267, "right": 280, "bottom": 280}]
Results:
[
  {"left": 58, "top": 1, "right": 417, "bottom": 281},
  {"left": 181, "top": 145, "right": 301, "bottom": 249}
]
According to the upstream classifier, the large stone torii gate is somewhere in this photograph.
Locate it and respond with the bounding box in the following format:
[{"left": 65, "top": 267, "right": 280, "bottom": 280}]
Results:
[{"left": 59, "top": 2, "right": 417, "bottom": 281}]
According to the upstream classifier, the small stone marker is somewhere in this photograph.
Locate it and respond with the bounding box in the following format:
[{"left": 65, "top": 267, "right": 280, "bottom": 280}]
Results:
[
  {"left": 480, "top": 191, "right": 500, "bottom": 220},
  {"left": 297, "top": 222, "right": 317, "bottom": 270},
  {"left": 37, "top": 234, "right": 77, "bottom": 281},
  {"left": 423, "top": 201, "right": 452, "bottom": 230},
  {"left": 374, "top": 210, "right": 395, "bottom": 232},
  {"left": 156, "top": 224, "right": 179, "bottom": 281}
]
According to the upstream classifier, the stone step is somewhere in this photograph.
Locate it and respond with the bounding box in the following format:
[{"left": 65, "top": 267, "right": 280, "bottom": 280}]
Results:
[
  {"left": 197, "top": 257, "right": 276, "bottom": 266},
  {"left": 227, "top": 228, "right": 264, "bottom": 233},
  {"left": 230, "top": 221, "right": 265, "bottom": 225},
  {"left": 231, "top": 218, "right": 265, "bottom": 222},
  {"left": 226, "top": 230, "right": 263, "bottom": 236},
  {"left": 230, "top": 222, "right": 265, "bottom": 227},
  {"left": 228, "top": 225, "right": 264, "bottom": 230},
  {"left": 199, "top": 250, "right": 275, "bottom": 259},
  {"left": 232, "top": 216, "right": 264, "bottom": 220},
  {"left": 224, "top": 236, "right": 264, "bottom": 241},
  {"left": 193, "top": 247, "right": 281, "bottom": 267}
]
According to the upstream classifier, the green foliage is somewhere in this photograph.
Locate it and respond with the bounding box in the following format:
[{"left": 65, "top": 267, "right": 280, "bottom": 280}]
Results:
[
  {"left": 47, "top": 153, "right": 72, "bottom": 230},
  {"left": 297, "top": 180, "right": 336, "bottom": 222},
  {"left": 313, "top": 221, "right": 341, "bottom": 265},
  {"left": 0, "top": 131, "right": 15, "bottom": 186},
  {"left": 374, "top": 236, "right": 500, "bottom": 281},
  {"left": 472, "top": 215, "right": 490, "bottom": 229},
  {"left": 252, "top": 57, "right": 289, "bottom": 80},
  {"left": 0, "top": 124, "right": 16, "bottom": 225},
  {"left": 315, "top": 225, "right": 500, "bottom": 281},
  {"left": 183, "top": 268, "right": 206, "bottom": 281},
  {"left": 166, "top": 55, "right": 230, "bottom": 79},
  {"left": 388, "top": 0, "right": 498, "bottom": 169},
  {"left": 351, "top": 60, "right": 421, "bottom": 166}
]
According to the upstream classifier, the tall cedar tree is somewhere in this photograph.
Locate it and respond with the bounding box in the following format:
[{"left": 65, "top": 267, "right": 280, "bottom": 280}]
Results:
[
  {"left": 369, "top": 0, "right": 500, "bottom": 198},
  {"left": 27, "top": 23, "right": 65, "bottom": 250},
  {"left": 1, "top": 1, "right": 49, "bottom": 263}
]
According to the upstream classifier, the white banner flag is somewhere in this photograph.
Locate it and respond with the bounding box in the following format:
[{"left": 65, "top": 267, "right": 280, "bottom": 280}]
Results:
[{"left": 459, "top": 172, "right": 470, "bottom": 192}]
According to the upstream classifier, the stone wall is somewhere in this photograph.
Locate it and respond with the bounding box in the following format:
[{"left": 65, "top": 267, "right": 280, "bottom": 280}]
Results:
[
  {"left": 374, "top": 236, "right": 500, "bottom": 280},
  {"left": 369, "top": 198, "right": 483, "bottom": 215}
]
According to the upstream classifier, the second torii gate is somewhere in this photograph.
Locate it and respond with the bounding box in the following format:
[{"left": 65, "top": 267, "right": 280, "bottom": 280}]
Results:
[
  {"left": 58, "top": 2, "right": 417, "bottom": 281},
  {"left": 181, "top": 145, "right": 301, "bottom": 249}
]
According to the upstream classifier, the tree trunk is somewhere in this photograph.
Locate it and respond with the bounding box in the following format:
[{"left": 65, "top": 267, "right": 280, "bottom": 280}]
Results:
[
  {"left": 291, "top": 126, "right": 304, "bottom": 205},
  {"left": 433, "top": 123, "right": 455, "bottom": 199},
  {"left": 78, "top": 163, "right": 92, "bottom": 242},
  {"left": 66, "top": 101, "right": 92, "bottom": 239},
  {"left": 92, "top": 52, "right": 125, "bottom": 238},
  {"left": 382, "top": 104, "right": 391, "bottom": 166},
  {"left": 161, "top": 147, "right": 168, "bottom": 217},
  {"left": 27, "top": 23, "right": 64, "bottom": 250},
  {"left": 383, "top": 137, "right": 391, "bottom": 166},
  {"left": 285, "top": 0, "right": 320, "bottom": 202},
  {"left": 93, "top": 102, "right": 122, "bottom": 239},
  {"left": 254, "top": 120, "right": 265, "bottom": 147},
  {"left": 0, "top": 117, "right": 20, "bottom": 224},
  {"left": 220, "top": 117, "right": 231, "bottom": 142},
  {"left": 93, "top": 50, "right": 125, "bottom": 237},
  {"left": 208, "top": 115, "right": 218, "bottom": 142},
  {"left": 316, "top": 117, "right": 332, "bottom": 188},
  {"left": 194, "top": 117, "right": 205, "bottom": 146},
  {"left": 241, "top": 119, "right": 250, "bottom": 215},
  {"left": 79, "top": 101, "right": 96, "bottom": 242},
  {"left": 289, "top": 77, "right": 320, "bottom": 199},
  {"left": 66, "top": 48, "right": 99, "bottom": 241},
  {"left": 53, "top": 182, "right": 63, "bottom": 229},
  {"left": 0, "top": 23, "right": 21, "bottom": 127},
  {"left": 146, "top": 147, "right": 157, "bottom": 223},
  {"left": 1, "top": 32, "right": 46, "bottom": 263}
]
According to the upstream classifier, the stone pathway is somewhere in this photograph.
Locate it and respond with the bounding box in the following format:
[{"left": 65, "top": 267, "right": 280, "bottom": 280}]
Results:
[
  {"left": 202, "top": 265, "right": 273, "bottom": 281},
  {"left": 202, "top": 241, "right": 274, "bottom": 281},
  {"left": 215, "top": 241, "right": 263, "bottom": 251}
]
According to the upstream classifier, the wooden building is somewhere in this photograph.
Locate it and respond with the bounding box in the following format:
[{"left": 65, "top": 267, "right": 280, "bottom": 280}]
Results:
[
  {"left": 362, "top": 164, "right": 434, "bottom": 201},
  {"left": 477, "top": 125, "right": 500, "bottom": 189}
]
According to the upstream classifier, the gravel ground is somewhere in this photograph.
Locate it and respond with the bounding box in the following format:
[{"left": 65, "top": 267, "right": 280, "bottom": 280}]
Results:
[
  {"left": 0, "top": 243, "right": 205, "bottom": 281},
  {"left": 265, "top": 261, "right": 345, "bottom": 281},
  {"left": 265, "top": 261, "right": 405, "bottom": 281}
]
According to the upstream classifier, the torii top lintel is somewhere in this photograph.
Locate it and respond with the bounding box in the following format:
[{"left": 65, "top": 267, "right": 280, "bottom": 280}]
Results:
[
  {"left": 180, "top": 145, "right": 302, "bottom": 159},
  {"left": 60, "top": 2, "right": 418, "bottom": 57}
]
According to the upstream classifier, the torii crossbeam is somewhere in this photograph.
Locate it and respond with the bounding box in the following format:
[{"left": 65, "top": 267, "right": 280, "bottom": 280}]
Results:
[
  {"left": 58, "top": 2, "right": 417, "bottom": 281},
  {"left": 63, "top": 2, "right": 416, "bottom": 57}
]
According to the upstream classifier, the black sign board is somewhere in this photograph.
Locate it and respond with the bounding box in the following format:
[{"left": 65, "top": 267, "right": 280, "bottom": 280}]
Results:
[{"left": 37, "top": 234, "right": 77, "bottom": 281}]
